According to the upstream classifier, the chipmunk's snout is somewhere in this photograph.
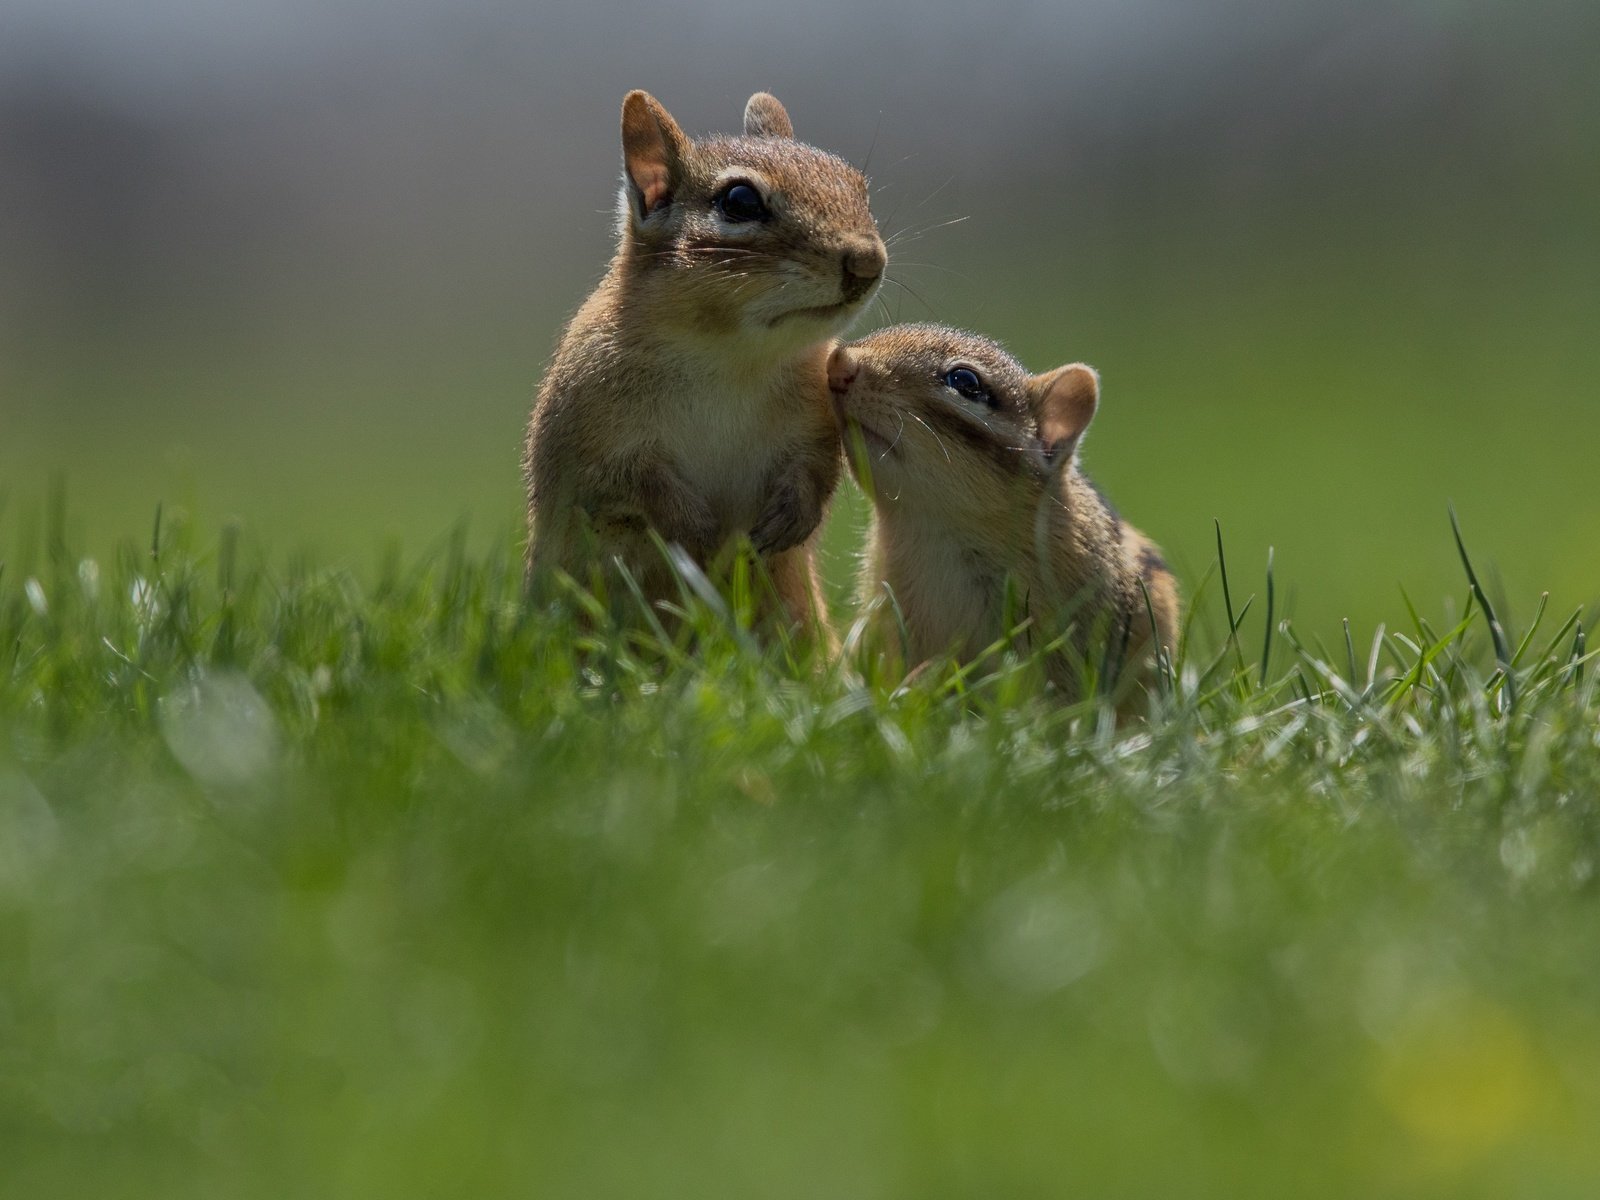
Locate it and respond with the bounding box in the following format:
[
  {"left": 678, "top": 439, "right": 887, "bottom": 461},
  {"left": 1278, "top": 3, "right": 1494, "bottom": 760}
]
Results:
[
  {"left": 827, "top": 345, "right": 859, "bottom": 395},
  {"left": 840, "top": 237, "right": 886, "bottom": 303}
]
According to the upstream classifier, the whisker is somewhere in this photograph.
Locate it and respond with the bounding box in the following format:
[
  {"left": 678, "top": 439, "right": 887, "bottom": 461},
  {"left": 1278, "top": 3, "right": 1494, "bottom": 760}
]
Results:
[
  {"left": 880, "top": 275, "right": 937, "bottom": 318},
  {"left": 906, "top": 410, "right": 952, "bottom": 465},
  {"left": 873, "top": 158, "right": 926, "bottom": 235},
  {"left": 883, "top": 411, "right": 907, "bottom": 459},
  {"left": 885, "top": 214, "right": 971, "bottom": 248},
  {"left": 918, "top": 215, "right": 973, "bottom": 234},
  {"left": 859, "top": 111, "right": 883, "bottom": 175},
  {"left": 883, "top": 259, "right": 975, "bottom": 283},
  {"left": 871, "top": 291, "right": 894, "bottom": 330},
  {"left": 913, "top": 171, "right": 959, "bottom": 213},
  {"left": 631, "top": 246, "right": 780, "bottom": 265}
]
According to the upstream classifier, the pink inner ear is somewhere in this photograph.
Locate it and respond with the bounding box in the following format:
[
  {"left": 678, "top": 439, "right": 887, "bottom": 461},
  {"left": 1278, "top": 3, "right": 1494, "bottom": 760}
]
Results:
[
  {"left": 636, "top": 165, "right": 670, "bottom": 214},
  {"left": 621, "top": 93, "right": 680, "bottom": 216},
  {"left": 1036, "top": 367, "right": 1098, "bottom": 455}
]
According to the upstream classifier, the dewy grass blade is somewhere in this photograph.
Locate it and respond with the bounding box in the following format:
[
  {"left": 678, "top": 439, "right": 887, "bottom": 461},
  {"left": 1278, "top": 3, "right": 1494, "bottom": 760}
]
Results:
[
  {"left": 1532, "top": 606, "right": 1582, "bottom": 670},
  {"left": 1259, "top": 546, "right": 1276, "bottom": 689},
  {"left": 1175, "top": 560, "right": 1216, "bottom": 672},
  {"left": 1449, "top": 505, "right": 1516, "bottom": 710},
  {"left": 1216, "top": 519, "right": 1247, "bottom": 677},
  {"left": 882, "top": 579, "right": 912, "bottom": 676},
  {"left": 1381, "top": 612, "right": 1475, "bottom": 709},
  {"left": 1139, "top": 576, "right": 1169, "bottom": 699},
  {"left": 1366, "top": 622, "right": 1386, "bottom": 691},
  {"left": 1510, "top": 591, "right": 1550, "bottom": 668}
]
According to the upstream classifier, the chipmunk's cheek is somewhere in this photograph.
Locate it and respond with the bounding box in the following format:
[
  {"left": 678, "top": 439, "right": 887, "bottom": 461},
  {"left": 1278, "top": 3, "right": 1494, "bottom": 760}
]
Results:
[{"left": 689, "top": 291, "right": 743, "bottom": 336}]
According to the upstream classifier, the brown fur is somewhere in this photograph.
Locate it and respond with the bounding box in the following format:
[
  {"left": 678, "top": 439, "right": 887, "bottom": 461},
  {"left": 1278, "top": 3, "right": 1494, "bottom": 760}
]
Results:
[
  {"left": 832, "top": 324, "right": 1179, "bottom": 701},
  {"left": 523, "top": 91, "right": 885, "bottom": 644}
]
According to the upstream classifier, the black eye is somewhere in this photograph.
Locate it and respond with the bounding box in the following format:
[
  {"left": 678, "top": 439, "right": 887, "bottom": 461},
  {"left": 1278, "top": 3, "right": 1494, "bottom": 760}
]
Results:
[
  {"left": 714, "top": 181, "right": 768, "bottom": 223},
  {"left": 943, "top": 366, "right": 994, "bottom": 406}
]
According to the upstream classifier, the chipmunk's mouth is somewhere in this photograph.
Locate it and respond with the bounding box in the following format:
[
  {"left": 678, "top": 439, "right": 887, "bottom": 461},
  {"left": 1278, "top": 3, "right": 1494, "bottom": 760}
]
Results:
[
  {"left": 838, "top": 412, "right": 895, "bottom": 459},
  {"left": 768, "top": 299, "right": 855, "bottom": 328}
]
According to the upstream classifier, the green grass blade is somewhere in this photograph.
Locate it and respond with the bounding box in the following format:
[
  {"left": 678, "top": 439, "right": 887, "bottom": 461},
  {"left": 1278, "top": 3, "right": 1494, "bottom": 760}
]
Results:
[
  {"left": 1259, "top": 546, "right": 1275, "bottom": 689},
  {"left": 1448, "top": 505, "right": 1516, "bottom": 710},
  {"left": 1510, "top": 590, "right": 1550, "bottom": 668}
]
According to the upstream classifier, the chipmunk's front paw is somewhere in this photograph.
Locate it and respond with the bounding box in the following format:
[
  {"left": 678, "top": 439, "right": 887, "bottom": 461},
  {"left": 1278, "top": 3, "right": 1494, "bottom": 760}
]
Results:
[
  {"left": 669, "top": 502, "right": 723, "bottom": 565},
  {"left": 750, "top": 483, "right": 821, "bottom": 556}
]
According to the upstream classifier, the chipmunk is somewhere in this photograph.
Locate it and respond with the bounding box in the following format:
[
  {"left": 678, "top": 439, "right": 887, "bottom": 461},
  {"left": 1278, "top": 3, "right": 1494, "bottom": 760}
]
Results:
[
  {"left": 523, "top": 90, "right": 886, "bottom": 639},
  {"left": 828, "top": 324, "right": 1179, "bottom": 699}
]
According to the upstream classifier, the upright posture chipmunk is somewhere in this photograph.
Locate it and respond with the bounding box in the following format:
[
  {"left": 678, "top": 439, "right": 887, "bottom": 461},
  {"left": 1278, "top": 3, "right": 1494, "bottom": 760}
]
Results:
[
  {"left": 523, "top": 90, "right": 886, "bottom": 636},
  {"left": 829, "top": 325, "right": 1179, "bottom": 697}
]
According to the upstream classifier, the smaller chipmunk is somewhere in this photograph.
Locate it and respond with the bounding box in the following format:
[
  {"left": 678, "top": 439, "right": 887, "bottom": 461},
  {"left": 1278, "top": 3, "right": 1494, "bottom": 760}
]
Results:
[
  {"left": 523, "top": 90, "right": 885, "bottom": 640},
  {"left": 828, "top": 325, "right": 1179, "bottom": 699}
]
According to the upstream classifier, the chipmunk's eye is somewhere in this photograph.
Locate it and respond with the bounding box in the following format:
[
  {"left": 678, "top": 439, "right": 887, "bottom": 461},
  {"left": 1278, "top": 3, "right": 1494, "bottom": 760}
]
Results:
[
  {"left": 943, "top": 366, "right": 994, "bottom": 407},
  {"left": 714, "top": 181, "right": 769, "bottom": 223}
]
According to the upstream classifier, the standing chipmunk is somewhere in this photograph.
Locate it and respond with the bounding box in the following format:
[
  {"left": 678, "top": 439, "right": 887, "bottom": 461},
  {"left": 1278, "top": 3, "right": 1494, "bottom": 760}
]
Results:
[
  {"left": 523, "top": 90, "right": 886, "bottom": 638},
  {"left": 828, "top": 324, "right": 1179, "bottom": 698}
]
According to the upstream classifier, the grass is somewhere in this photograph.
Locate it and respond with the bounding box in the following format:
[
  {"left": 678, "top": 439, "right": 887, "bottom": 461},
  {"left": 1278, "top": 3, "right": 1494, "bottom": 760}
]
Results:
[{"left": 3, "top": 499, "right": 1600, "bottom": 1200}]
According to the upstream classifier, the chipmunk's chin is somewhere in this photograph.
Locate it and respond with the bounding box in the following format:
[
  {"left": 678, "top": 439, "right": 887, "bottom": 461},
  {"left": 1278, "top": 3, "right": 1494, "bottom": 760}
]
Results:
[{"left": 767, "top": 279, "right": 880, "bottom": 332}]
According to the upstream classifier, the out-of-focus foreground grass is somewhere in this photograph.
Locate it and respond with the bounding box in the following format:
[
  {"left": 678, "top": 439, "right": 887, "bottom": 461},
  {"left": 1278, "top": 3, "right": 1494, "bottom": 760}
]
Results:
[{"left": 2, "top": 512, "right": 1598, "bottom": 1199}]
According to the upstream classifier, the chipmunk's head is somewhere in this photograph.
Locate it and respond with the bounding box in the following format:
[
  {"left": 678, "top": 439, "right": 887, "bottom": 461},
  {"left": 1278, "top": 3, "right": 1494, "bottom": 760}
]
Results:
[
  {"left": 829, "top": 324, "right": 1098, "bottom": 520},
  {"left": 617, "top": 90, "right": 886, "bottom": 353}
]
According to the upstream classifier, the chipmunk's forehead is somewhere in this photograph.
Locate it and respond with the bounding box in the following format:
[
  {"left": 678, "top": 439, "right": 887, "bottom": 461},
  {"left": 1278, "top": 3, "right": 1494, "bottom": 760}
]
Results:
[
  {"left": 693, "top": 136, "right": 868, "bottom": 199},
  {"left": 854, "top": 325, "right": 1028, "bottom": 385}
]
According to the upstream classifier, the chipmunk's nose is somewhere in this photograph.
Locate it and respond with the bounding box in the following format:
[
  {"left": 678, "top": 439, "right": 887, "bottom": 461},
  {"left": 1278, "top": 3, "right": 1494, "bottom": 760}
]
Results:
[
  {"left": 827, "top": 345, "right": 859, "bottom": 395},
  {"left": 840, "top": 236, "right": 886, "bottom": 302}
]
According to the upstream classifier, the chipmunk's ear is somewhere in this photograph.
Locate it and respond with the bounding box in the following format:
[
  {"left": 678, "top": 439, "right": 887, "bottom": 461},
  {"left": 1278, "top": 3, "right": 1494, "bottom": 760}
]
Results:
[
  {"left": 743, "top": 92, "right": 794, "bottom": 139},
  {"left": 1030, "top": 363, "right": 1099, "bottom": 462},
  {"left": 621, "top": 90, "right": 688, "bottom": 219}
]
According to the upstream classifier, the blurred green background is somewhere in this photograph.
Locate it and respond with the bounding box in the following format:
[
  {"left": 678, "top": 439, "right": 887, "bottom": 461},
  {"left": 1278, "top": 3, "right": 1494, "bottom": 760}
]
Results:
[
  {"left": 6, "top": 7, "right": 1600, "bottom": 1196},
  {"left": 3, "top": 0, "right": 1597, "bottom": 631}
]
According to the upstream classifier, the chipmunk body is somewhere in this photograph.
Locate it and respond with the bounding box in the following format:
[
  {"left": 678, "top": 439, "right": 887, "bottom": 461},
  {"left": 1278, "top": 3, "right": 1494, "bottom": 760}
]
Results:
[
  {"left": 524, "top": 91, "right": 885, "bottom": 637},
  {"left": 829, "top": 325, "right": 1179, "bottom": 697}
]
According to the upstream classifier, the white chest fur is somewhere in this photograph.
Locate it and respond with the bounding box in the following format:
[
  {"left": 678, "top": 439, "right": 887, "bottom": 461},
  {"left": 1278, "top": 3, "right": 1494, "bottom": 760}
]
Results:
[
  {"left": 878, "top": 520, "right": 999, "bottom": 662},
  {"left": 648, "top": 348, "right": 819, "bottom": 535},
  {"left": 662, "top": 378, "right": 787, "bottom": 528}
]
